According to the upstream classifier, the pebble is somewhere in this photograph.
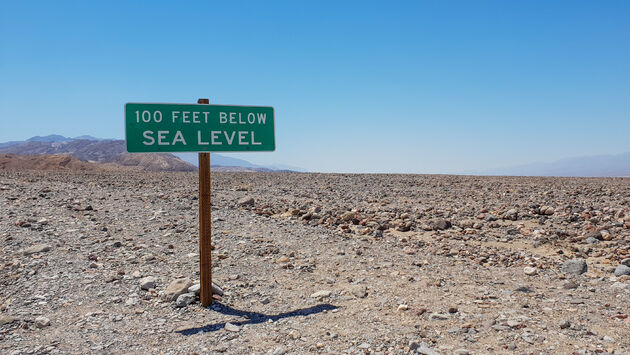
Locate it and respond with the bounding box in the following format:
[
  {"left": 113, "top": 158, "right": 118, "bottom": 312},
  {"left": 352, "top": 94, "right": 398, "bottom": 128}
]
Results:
[
  {"left": 224, "top": 322, "right": 240, "bottom": 332},
  {"left": 397, "top": 304, "right": 409, "bottom": 312},
  {"left": 310, "top": 290, "right": 331, "bottom": 298},
  {"left": 175, "top": 293, "right": 196, "bottom": 308},
  {"left": 613, "top": 265, "right": 630, "bottom": 276},
  {"left": 453, "top": 349, "right": 470, "bottom": 355},
  {"left": 237, "top": 196, "right": 255, "bottom": 207},
  {"left": 429, "top": 313, "right": 449, "bottom": 320},
  {"left": 164, "top": 278, "right": 194, "bottom": 301},
  {"left": 0, "top": 315, "right": 18, "bottom": 325},
  {"left": 523, "top": 266, "right": 537, "bottom": 276},
  {"left": 34, "top": 316, "right": 50, "bottom": 328},
  {"left": 562, "top": 259, "right": 587, "bottom": 275},
  {"left": 21, "top": 244, "right": 52, "bottom": 256},
  {"left": 560, "top": 320, "right": 571, "bottom": 329},
  {"left": 139, "top": 276, "right": 156, "bottom": 290}
]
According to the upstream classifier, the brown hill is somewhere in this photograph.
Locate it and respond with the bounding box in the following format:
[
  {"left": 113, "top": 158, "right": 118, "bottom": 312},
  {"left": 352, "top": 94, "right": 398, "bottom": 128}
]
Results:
[
  {"left": 0, "top": 154, "right": 124, "bottom": 171},
  {"left": 0, "top": 139, "right": 196, "bottom": 172}
]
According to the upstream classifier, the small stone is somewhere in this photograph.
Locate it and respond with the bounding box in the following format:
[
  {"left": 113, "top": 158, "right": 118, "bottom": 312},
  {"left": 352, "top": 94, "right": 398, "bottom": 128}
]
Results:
[
  {"left": 358, "top": 343, "right": 370, "bottom": 349},
  {"left": 21, "top": 244, "right": 51, "bottom": 256},
  {"left": 35, "top": 316, "right": 50, "bottom": 328},
  {"left": 417, "top": 342, "right": 440, "bottom": 355},
  {"left": 0, "top": 315, "right": 18, "bottom": 325},
  {"left": 562, "top": 280, "right": 579, "bottom": 289},
  {"left": 562, "top": 259, "right": 587, "bottom": 275},
  {"left": 164, "top": 278, "right": 194, "bottom": 301},
  {"left": 430, "top": 219, "right": 452, "bottom": 231},
  {"left": 603, "top": 335, "right": 615, "bottom": 343},
  {"left": 620, "top": 258, "right": 630, "bottom": 267},
  {"left": 175, "top": 293, "right": 196, "bottom": 308},
  {"left": 454, "top": 350, "right": 470, "bottom": 355},
  {"left": 614, "top": 265, "right": 630, "bottom": 276},
  {"left": 237, "top": 196, "right": 255, "bottom": 207},
  {"left": 270, "top": 346, "right": 286, "bottom": 355},
  {"left": 523, "top": 267, "right": 537, "bottom": 276},
  {"left": 397, "top": 304, "right": 409, "bottom": 312},
  {"left": 310, "top": 290, "right": 331, "bottom": 298},
  {"left": 585, "top": 237, "right": 600, "bottom": 244},
  {"left": 350, "top": 285, "right": 368, "bottom": 298},
  {"left": 188, "top": 284, "right": 200, "bottom": 295},
  {"left": 139, "top": 276, "right": 156, "bottom": 290},
  {"left": 503, "top": 209, "right": 518, "bottom": 221},
  {"left": 212, "top": 283, "right": 224, "bottom": 296},
  {"left": 224, "top": 322, "right": 240, "bottom": 332},
  {"left": 448, "top": 306, "right": 458, "bottom": 313},
  {"left": 560, "top": 320, "right": 571, "bottom": 329},
  {"left": 276, "top": 256, "right": 290, "bottom": 263},
  {"left": 429, "top": 312, "right": 449, "bottom": 320}
]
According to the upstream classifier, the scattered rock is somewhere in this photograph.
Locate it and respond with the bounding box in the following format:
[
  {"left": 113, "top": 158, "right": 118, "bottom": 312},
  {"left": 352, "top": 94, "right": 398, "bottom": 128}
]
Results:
[
  {"left": 614, "top": 265, "right": 630, "bottom": 276},
  {"left": 237, "top": 196, "right": 255, "bottom": 207},
  {"left": 175, "top": 293, "right": 196, "bottom": 307},
  {"left": 562, "top": 259, "right": 587, "bottom": 275},
  {"left": 310, "top": 290, "right": 331, "bottom": 299},
  {"left": 139, "top": 276, "right": 157, "bottom": 290},
  {"left": 430, "top": 219, "right": 451, "bottom": 231},
  {"left": 224, "top": 322, "right": 240, "bottom": 332},
  {"left": 21, "top": 244, "right": 51, "bottom": 255},
  {"left": 34, "top": 316, "right": 51, "bottom": 328},
  {"left": 523, "top": 266, "right": 537, "bottom": 276},
  {"left": 0, "top": 315, "right": 18, "bottom": 326},
  {"left": 164, "top": 278, "right": 194, "bottom": 302}
]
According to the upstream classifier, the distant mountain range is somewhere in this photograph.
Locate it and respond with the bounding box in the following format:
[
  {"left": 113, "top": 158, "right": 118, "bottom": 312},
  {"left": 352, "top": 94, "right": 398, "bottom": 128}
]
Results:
[
  {"left": 0, "top": 135, "right": 303, "bottom": 173},
  {"left": 475, "top": 151, "right": 630, "bottom": 177}
]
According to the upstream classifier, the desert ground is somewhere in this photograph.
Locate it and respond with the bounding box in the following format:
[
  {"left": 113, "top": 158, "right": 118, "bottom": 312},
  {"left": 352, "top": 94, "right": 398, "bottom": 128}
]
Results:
[{"left": 1, "top": 170, "right": 629, "bottom": 354}]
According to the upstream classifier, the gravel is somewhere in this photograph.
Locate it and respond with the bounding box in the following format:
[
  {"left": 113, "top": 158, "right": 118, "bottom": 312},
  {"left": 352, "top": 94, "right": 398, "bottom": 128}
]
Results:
[{"left": 0, "top": 170, "right": 629, "bottom": 354}]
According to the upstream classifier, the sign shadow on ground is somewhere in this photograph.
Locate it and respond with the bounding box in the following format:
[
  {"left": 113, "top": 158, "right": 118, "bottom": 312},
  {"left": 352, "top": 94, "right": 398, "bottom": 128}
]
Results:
[{"left": 177, "top": 303, "right": 338, "bottom": 335}]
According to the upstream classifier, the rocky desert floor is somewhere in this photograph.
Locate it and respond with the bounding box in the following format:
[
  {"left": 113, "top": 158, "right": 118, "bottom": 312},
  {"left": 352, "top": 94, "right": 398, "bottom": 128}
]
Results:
[{"left": 1, "top": 170, "right": 629, "bottom": 355}]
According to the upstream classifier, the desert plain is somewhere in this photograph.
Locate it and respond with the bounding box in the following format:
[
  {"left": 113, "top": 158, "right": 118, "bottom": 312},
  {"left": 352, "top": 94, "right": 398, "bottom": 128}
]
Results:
[{"left": 1, "top": 170, "right": 629, "bottom": 354}]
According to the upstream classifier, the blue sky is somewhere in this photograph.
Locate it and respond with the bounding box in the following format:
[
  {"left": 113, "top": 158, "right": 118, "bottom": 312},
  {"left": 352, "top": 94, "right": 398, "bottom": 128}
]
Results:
[{"left": 1, "top": 1, "right": 629, "bottom": 173}]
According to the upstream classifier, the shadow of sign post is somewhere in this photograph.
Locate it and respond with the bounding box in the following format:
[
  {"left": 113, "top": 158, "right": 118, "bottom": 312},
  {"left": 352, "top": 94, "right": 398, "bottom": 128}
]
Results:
[{"left": 176, "top": 303, "right": 338, "bottom": 335}]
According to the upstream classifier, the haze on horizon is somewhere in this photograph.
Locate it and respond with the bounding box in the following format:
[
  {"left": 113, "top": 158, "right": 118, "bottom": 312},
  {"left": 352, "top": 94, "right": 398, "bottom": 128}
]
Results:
[{"left": 1, "top": 1, "right": 629, "bottom": 174}]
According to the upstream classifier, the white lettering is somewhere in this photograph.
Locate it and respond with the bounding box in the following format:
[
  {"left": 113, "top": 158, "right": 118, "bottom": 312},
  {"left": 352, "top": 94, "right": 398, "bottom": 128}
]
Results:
[
  {"left": 224, "top": 131, "right": 236, "bottom": 145},
  {"left": 219, "top": 112, "right": 227, "bottom": 124},
  {"left": 257, "top": 113, "right": 267, "bottom": 124},
  {"left": 203, "top": 112, "right": 210, "bottom": 123},
  {"left": 229, "top": 112, "right": 236, "bottom": 124},
  {"left": 198, "top": 131, "right": 209, "bottom": 145},
  {"left": 211, "top": 131, "right": 222, "bottom": 145},
  {"left": 239, "top": 113, "right": 245, "bottom": 124},
  {"left": 142, "top": 131, "right": 154, "bottom": 145},
  {"left": 247, "top": 113, "right": 255, "bottom": 124},
  {"left": 251, "top": 131, "right": 261, "bottom": 145},
  {"left": 192, "top": 112, "right": 200, "bottom": 123},
  {"left": 157, "top": 131, "right": 168, "bottom": 145},
  {"left": 238, "top": 131, "right": 249, "bottom": 145},
  {"left": 182, "top": 111, "right": 190, "bottom": 123},
  {"left": 172, "top": 111, "right": 179, "bottom": 123},
  {"left": 172, "top": 130, "right": 186, "bottom": 145}
]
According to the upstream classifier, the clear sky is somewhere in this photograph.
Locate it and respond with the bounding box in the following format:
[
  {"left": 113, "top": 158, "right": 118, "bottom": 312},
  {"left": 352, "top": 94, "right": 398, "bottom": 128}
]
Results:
[{"left": 1, "top": 1, "right": 629, "bottom": 173}]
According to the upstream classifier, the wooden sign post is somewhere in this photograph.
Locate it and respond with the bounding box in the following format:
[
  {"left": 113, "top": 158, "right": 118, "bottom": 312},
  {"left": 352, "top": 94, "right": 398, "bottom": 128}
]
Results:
[
  {"left": 197, "top": 98, "right": 212, "bottom": 306},
  {"left": 124, "top": 98, "right": 275, "bottom": 308}
]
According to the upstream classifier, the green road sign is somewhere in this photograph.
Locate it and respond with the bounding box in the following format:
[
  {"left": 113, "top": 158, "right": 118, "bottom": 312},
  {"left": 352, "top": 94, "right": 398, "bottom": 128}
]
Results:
[{"left": 125, "top": 103, "right": 275, "bottom": 152}]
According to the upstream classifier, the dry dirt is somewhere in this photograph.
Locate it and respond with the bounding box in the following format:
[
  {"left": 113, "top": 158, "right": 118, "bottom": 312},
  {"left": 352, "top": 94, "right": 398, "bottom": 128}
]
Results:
[{"left": 1, "top": 170, "right": 629, "bottom": 355}]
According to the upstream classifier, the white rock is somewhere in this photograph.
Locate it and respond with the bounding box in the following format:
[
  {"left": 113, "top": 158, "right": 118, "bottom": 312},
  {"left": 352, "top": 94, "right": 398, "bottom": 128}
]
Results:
[
  {"left": 224, "top": 322, "right": 240, "bottom": 332},
  {"left": 523, "top": 267, "right": 537, "bottom": 276},
  {"left": 35, "top": 316, "right": 50, "bottom": 328},
  {"left": 310, "top": 290, "right": 332, "bottom": 298},
  {"left": 139, "top": 276, "right": 156, "bottom": 290}
]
